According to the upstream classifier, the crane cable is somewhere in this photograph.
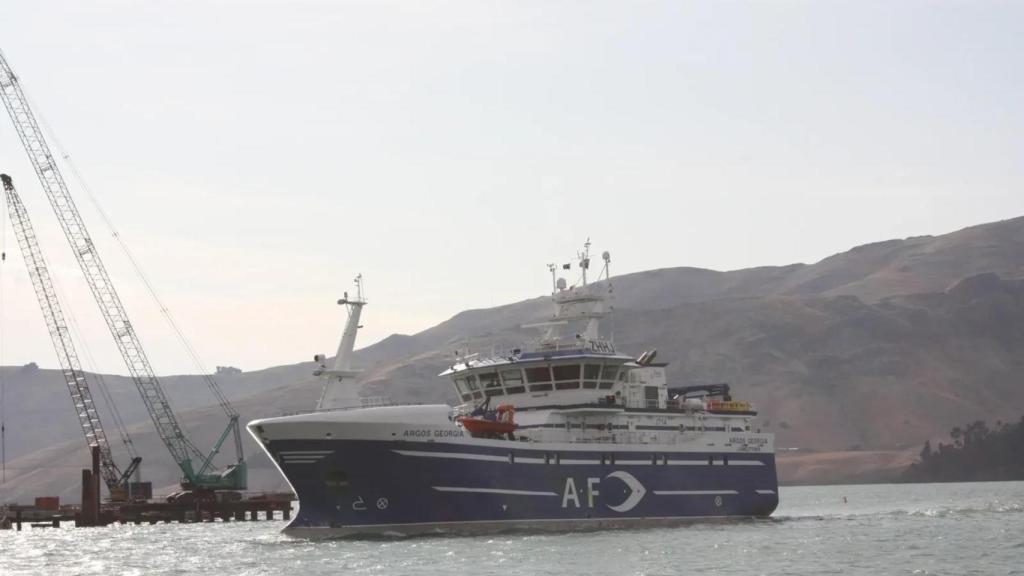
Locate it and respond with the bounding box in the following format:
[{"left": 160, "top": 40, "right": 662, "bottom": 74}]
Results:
[
  {"left": 1, "top": 174, "right": 7, "bottom": 484},
  {"left": 27, "top": 92, "right": 237, "bottom": 421}
]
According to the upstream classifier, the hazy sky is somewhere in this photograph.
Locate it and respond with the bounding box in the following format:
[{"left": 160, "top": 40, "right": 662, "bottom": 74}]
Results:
[{"left": 0, "top": 0, "right": 1021, "bottom": 376}]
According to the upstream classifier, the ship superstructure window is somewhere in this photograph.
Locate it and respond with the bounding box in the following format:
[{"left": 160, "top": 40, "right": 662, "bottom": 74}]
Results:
[
  {"left": 525, "top": 366, "right": 552, "bottom": 383},
  {"left": 583, "top": 364, "right": 600, "bottom": 389},
  {"left": 479, "top": 372, "right": 500, "bottom": 388},
  {"left": 465, "top": 375, "right": 479, "bottom": 390},
  {"left": 601, "top": 366, "right": 619, "bottom": 381},
  {"left": 552, "top": 364, "right": 581, "bottom": 381},
  {"left": 553, "top": 364, "right": 581, "bottom": 390},
  {"left": 454, "top": 378, "right": 475, "bottom": 401},
  {"left": 505, "top": 386, "right": 526, "bottom": 395},
  {"left": 484, "top": 388, "right": 505, "bottom": 397},
  {"left": 500, "top": 369, "right": 523, "bottom": 386},
  {"left": 529, "top": 383, "right": 553, "bottom": 392}
]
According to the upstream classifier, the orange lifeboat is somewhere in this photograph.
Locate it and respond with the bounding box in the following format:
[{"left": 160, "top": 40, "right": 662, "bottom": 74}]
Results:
[{"left": 458, "top": 404, "right": 516, "bottom": 437}]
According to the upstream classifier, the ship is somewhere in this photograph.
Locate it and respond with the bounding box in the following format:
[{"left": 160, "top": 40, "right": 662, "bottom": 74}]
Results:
[{"left": 248, "top": 244, "right": 778, "bottom": 537}]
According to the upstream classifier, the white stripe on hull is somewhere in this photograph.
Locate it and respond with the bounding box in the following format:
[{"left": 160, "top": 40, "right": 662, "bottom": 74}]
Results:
[
  {"left": 390, "top": 449, "right": 769, "bottom": 467},
  {"left": 392, "top": 449, "right": 508, "bottom": 462},
  {"left": 433, "top": 486, "right": 559, "bottom": 497},
  {"left": 653, "top": 489, "right": 739, "bottom": 495}
]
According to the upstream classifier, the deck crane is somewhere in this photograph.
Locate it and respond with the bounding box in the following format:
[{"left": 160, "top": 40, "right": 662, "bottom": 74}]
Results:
[
  {"left": 1, "top": 174, "right": 142, "bottom": 500},
  {"left": 0, "top": 51, "right": 246, "bottom": 492}
]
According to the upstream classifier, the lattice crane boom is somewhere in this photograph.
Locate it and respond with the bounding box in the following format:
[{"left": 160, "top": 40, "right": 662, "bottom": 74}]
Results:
[
  {"left": 2, "top": 174, "right": 141, "bottom": 495},
  {"left": 0, "top": 50, "right": 244, "bottom": 490}
]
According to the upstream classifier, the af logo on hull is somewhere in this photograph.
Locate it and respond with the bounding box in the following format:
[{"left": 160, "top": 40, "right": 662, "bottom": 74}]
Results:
[{"left": 561, "top": 471, "right": 646, "bottom": 513}]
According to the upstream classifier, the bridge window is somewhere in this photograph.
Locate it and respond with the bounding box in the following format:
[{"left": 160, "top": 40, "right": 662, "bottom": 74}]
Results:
[
  {"left": 552, "top": 364, "right": 581, "bottom": 381},
  {"left": 525, "top": 366, "right": 552, "bottom": 383},
  {"left": 601, "top": 366, "right": 619, "bottom": 381},
  {"left": 460, "top": 393, "right": 472, "bottom": 402},
  {"left": 500, "top": 369, "right": 523, "bottom": 386},
  {"left": 598, "top": 382, "right": 614, "bottom": 390},
  {"left": 484, "top": 388, "right": 505, "bottom": 397},
  {"left": 584, "top": 364, "right": 601, "bottom": 379},
  {"left": 582, "top": 381, "right": 598, "bottom": 389},
  {"left": 465, "top": 375, "right": 479, "bottom": 390},
  {"left": 479, "top": 372, "right": 500, "bottom": 389},
  {"left": 505, "top": 386, "right": 526, "bottom": 395},
  {"left": 555, "top": 381, "right": 580, "bottom": 390},
  {"left": 528, "top": 383, "right": 553, "bottom": 392}
]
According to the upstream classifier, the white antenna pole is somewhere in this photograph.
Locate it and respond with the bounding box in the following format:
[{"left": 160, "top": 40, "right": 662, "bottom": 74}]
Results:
[
  {"left": 580, "top": 238, "right": 591, "bottom": 285},
  {"left": 548, "top": 263, "right": 557, "bottom": 294}
]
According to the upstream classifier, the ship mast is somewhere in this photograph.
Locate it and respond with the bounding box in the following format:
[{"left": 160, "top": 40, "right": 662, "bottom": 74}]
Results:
[
  {"left": 532, "top": 241, "right": 614, "bottom": 348},
  {"left": 315, "top": 275, "right": 366, "bottom": 410}
]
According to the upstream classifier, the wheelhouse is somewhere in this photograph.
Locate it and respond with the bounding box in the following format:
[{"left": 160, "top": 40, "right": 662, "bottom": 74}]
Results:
[{"left": 444, "top": 352, "right": 636, "bottom": 409}]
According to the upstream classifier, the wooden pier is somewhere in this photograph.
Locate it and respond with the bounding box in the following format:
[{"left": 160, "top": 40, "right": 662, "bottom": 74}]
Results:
[{"left": 2, "top": 498, "right": 292, "bottom": 531}]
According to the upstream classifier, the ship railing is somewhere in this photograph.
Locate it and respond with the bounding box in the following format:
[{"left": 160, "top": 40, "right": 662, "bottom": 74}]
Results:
[
  {"left": 622, "top": 398, "right": 667, "bottom": 410},
  {"left": 524, "top": 428, "right": 706, "bottom": 446}
]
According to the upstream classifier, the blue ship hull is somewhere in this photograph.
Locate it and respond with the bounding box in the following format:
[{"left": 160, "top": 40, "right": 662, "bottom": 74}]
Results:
[{"left": 267, "top": 438, "right": 779, "bottom": 536}]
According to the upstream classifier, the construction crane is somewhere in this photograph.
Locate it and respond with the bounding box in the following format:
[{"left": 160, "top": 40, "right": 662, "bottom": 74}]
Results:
[
  {"left": 0, "top": 51, "right": 245, "bottom": 492},
  {"left": 1, "top": 174, "right": 142, "bottom": 500}
]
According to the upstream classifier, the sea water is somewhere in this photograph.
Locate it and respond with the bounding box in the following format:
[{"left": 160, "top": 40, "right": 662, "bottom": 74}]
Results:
[{"left": 2, "top": 482, "right": 1022, "bottom": 575}]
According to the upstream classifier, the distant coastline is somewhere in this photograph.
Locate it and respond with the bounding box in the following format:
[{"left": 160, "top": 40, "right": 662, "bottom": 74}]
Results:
[{"left": 903, "top": 416, "right": 1024, "bottom": 483}]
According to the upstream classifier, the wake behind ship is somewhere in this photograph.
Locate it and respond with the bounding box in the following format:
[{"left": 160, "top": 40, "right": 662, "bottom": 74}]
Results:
[{"left": 249, "top": 245, "right": 778, "bottom": 537}]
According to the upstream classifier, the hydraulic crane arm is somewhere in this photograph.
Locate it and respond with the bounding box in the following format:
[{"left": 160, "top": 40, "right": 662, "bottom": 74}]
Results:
[
  {"left": 0, "top": 50, "right": 244, "bottom": 490},
  {"left": 2, "top": 174, "right": 141, "bottom": 496}
]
